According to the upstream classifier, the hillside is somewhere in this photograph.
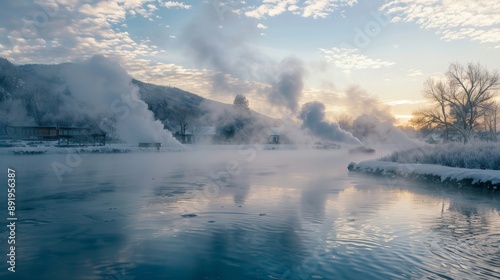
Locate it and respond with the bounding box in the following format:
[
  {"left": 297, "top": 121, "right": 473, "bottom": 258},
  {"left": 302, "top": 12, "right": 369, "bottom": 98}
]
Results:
[
  {"left": 0, "top": 57, "right": 275, "bottom": 139},
  {"left": 133, "top": 79, "right": 274, "bottom": 127}
]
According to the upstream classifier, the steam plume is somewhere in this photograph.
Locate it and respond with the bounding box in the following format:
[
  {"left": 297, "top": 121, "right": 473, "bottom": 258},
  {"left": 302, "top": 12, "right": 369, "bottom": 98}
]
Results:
[
  {"left": 63, "top": 55, "right": 180, "bottom": 146},
  {"left": 269, "top": 57, "right": 305, "bottom": 113},
  {"left": 180, "top": 6, "right": 305, "bottom": 114},
  {"left": 344, "top": 86, "right": 414, "bottom": 146},
  {"left": 299, "top": 101, "right": 363, "bottom": 145}
]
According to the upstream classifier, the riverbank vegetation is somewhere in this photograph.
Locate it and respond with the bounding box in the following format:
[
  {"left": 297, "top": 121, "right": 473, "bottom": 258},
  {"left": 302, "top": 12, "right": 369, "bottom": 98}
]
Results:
[{"left": 380, "top": 142, "right": 500, "bottom": 170}]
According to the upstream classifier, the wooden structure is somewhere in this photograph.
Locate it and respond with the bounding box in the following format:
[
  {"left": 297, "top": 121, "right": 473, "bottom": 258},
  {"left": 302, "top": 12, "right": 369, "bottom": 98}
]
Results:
[
  {"left": 138, "top": 143, "right": 162, "bottom": 148},
  {"left": 174, "top": 126, "right": 216, "bottom": 144},
  {"left": 138, "top": 142, "right": 162, "bottom": 151},
  {"left": 6, "top": 126, "right": 106, "bottom": 146}
]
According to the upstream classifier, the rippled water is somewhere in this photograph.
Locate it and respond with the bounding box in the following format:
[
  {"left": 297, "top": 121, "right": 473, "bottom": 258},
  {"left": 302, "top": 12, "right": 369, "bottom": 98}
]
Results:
[{"left": 1, "top": 149, "right": 499, "bottom": 279}]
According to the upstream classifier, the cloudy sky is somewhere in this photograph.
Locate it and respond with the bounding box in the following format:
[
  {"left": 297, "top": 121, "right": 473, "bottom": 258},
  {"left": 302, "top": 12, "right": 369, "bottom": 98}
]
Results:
[{"left": 1, "top": 0, "right": 499, "bottom": 122}]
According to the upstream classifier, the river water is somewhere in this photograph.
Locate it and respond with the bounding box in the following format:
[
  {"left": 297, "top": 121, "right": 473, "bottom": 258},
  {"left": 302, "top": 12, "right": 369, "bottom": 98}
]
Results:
[{"left": 1, "top": 148, "right": 499, "bottom": 279}]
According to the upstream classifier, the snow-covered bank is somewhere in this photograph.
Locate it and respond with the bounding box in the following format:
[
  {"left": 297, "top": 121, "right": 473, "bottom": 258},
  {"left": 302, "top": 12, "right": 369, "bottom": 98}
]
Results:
[{"left": 348, "top": 160, "right": 500, "bottom": 190}]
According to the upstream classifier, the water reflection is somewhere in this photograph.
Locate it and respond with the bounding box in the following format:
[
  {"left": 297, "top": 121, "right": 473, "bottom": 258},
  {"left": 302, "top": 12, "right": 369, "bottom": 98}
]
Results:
[
  {"left": 300, "top": 179, "right": 332, "bottom": 224},
  {"left": 1, "top": 151, "right": 499, "bottom": 279},
  {"left": 423, "top": 200, "right": 500, "bottom": 279},
  {"left": 346, "top": 176, "right": 500, "bottom": 279}
]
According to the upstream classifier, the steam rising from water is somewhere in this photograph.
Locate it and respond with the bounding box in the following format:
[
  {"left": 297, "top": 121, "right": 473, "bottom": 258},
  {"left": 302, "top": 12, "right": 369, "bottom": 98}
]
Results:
[
  {"left": 180, "top": 6, "right": 306, "bottom": 114},
  {"left": 269, "top": 57, "right": 305, "bottom": 113},
  {"left": 299, "top": 101, "right": 363, "bottom": 145},
  {"left": 179, "top": 6, "right": 415, "bottom": 147},
  {"left": 64, "top": 55, "right": 180, "bottom": 146},
  {"left": 344, "top": 86, "right": 415, "bottom": 146}
]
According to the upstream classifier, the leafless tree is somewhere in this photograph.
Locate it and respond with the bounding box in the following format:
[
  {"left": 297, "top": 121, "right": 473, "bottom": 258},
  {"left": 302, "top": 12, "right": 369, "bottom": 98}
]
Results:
[
  {"left": 447, "top": 62, "right": 500, "bottom": 141},
  {"left": 187, "top": 121, "right": 204, "bottom": 143},
  {"left": 233, "top": 95, "right": 250, "bottom": 111},
  {"left": 412, "top": 62, "right": 500, "bottom": 143},
  {"left": 481, "top": 101, "right": 499, "bottom": 142},
  {"left": 170, "top": 109, "right": 192, "bottom": 143}
]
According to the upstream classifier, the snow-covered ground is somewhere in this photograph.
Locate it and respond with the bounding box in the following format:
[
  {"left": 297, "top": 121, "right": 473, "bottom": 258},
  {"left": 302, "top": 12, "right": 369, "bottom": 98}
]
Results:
[
  {"left": 0, "top": 140, "right": 184, "bottom": 155},
  {"left": 348, "top": 142, "right": 500, "bottom": 189},
  {"left": 348, "top": 160, "right": 500, "bottom": 189}
]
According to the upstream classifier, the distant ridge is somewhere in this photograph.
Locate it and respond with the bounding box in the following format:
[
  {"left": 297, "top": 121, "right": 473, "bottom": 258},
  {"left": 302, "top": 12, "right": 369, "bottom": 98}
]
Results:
[{"left": 0, "top": 57, "right": 275, "bottom": 134}]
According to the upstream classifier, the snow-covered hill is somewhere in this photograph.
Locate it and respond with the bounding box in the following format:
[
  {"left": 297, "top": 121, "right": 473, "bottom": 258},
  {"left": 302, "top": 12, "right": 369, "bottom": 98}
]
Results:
[{"left": 0, "top": 57, "right": 275, "bottom": 138}]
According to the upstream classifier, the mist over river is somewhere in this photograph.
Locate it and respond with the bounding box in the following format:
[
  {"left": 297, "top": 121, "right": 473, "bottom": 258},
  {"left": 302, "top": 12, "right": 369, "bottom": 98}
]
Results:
[{"left": 1, "top": 149, "right": 499, "bottom": 279}]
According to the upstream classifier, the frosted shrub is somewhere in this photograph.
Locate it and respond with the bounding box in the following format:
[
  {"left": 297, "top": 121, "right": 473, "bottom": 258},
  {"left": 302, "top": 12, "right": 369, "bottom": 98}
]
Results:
[{"left": 380, "top": 142, "right": 500, "bottom": 170}]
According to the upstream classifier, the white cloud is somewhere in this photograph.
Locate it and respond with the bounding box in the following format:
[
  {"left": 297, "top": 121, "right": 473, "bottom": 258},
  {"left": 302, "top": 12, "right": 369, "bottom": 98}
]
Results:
[
  {"left": 163, "top": 1, "right": 191, "bottom": 9},
  {"left": 319, "top": 47, "right": 395, "bottom": 73},
  {"left": 119, "top": 0, "right": 154, "bottom": 9},
  {"left": 169, "top": 35, "right": 177, "bottom": 39},
  {"left": 391, "top": 16, "right": 401, "bottom": 23},
  {"left": 380, "top": 0, "right": 500, "bottom": 44},
  {"left": 288, "top": 5, "right": 300, "bottom": 12},
  {"left": 79, "top": 0, "right": 161, "bottom": 21},
  {"left": 0, "top": 0, "right": 277, "bottom": 107},
  {"left": 138, "top": 3, "right": 159, "bottom": 18},
  {"left": 245, "top": 0, "right": 298, "bottom": 19},
  {"left": 244, "top": 0, "right": 357, "bottom": 19},
  {"left": 80, "top": 1, "right": 127, "bottom": 23},
  {"left": 0, "top": 0, "right": 205, "bottom": 91},
  {"left": 257, "top": 23, "right": 268, "bottom": 29},
  {"left": 302, "top": 0, "right": 357, "bottom": 19}
]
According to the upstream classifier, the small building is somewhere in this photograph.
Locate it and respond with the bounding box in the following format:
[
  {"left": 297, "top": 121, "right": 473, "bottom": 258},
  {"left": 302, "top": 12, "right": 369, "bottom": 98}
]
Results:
[
  {"left": 267, "top": 127, "right": 282, "bottom": 144},
  {"left": 173, "top": 131, "right": 193, "bottom": 144},
  {"left": 5, "top": 126, "right": 106, "bottom": 146},
  {"left": 193, "top": 126, "right": 216, "bottom": 144},
  {"left": 174, "top": 126, "right": 216, "bottom": 144},
  {"left": 6, "top": 126, "right": 59, "bottom": 139}
]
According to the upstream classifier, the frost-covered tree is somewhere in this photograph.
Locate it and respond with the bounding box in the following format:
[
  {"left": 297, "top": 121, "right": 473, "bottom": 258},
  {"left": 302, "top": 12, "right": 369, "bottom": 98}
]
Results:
[
  {"left": 479, "top": 101, "right": 499, "bottom": 142},
  {"left": 233, "top": 94, "right": 250, "bottom": 111},
  {"left": 411, "top": 62, "right": 500, "bottom": 143},
  {"left": 215, "top": 95, "right": 260, "bottom": 143},
  {"left": 168, "top": 109, "right": 198, "bottom": 143}
]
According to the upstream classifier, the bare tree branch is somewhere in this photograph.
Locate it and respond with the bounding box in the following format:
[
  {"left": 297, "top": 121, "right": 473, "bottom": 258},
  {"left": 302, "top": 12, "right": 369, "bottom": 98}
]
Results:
[{"left": 412, "top": 62, "right": 500, "bottom": 143}]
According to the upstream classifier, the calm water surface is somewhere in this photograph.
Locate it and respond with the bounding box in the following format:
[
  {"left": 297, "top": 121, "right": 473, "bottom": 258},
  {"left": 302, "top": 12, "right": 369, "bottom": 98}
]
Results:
[{"left": 1, "top": 149, "right": 499, "bottom": 279}]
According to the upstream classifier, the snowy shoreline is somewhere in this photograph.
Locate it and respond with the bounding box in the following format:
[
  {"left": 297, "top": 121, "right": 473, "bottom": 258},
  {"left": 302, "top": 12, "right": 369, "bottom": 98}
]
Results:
[
  {"left": 348, "top": 160, "right": 500, "bottom": 190},
  {"left": 0, "top": 142, "right": 344, "bottom": 155},
  {"left": 0, "top": 143, "right": 184, "bottom": 155}
]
